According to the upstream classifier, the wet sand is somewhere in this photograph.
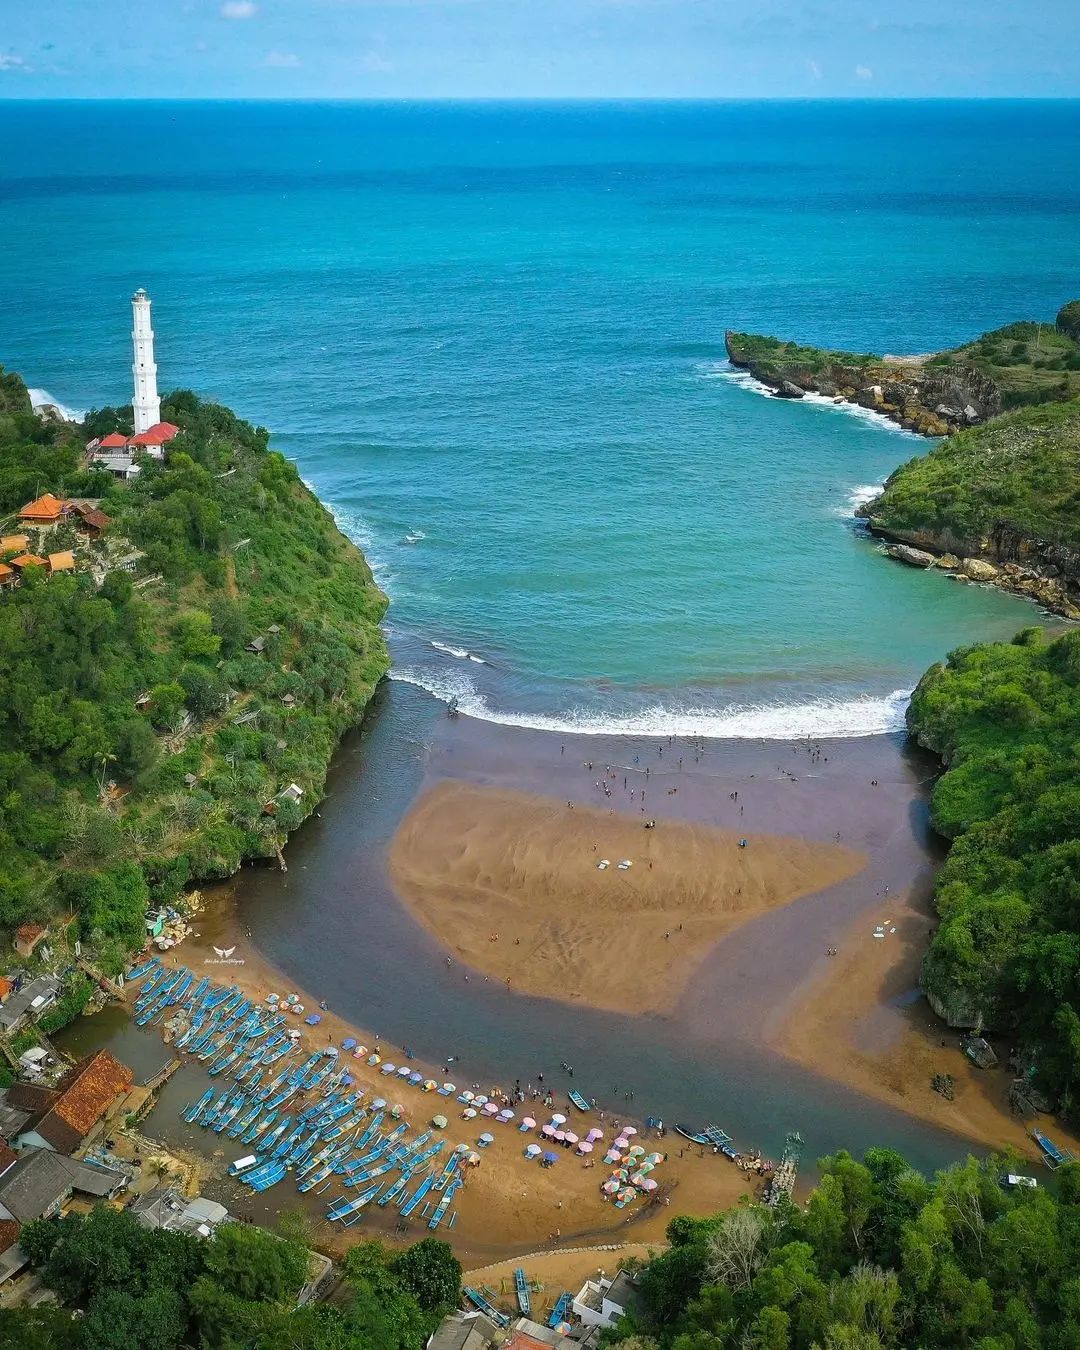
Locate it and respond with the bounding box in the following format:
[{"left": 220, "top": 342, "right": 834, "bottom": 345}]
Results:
[{"left": 389, "top": 780, "right": 865, "bottom": 1014}]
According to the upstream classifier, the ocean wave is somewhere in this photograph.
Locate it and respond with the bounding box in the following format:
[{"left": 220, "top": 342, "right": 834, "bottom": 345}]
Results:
[
  {"left": 431, "top": 639, "right": 487, "bottom": 665},
  {"left": 390, "top": 667, "right": 911, "bottom": 740},
  {"left": 832, "top": 482, "right": 884, "bottom": 518},
  {"left": 699, "top": 362, "right": 923, "bottom": 438},
  {"left": 27, "top": 387, "right": 84, "bottom": 423}
]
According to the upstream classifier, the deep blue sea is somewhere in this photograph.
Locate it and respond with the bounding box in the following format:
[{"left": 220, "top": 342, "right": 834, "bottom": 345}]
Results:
[{"left": 3, "top": 100, "right": 1079, "bottom": 735}]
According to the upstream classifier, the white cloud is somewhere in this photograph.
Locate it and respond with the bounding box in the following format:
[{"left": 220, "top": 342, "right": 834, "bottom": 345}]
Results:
[
  {"left": 855, "top": 64, "right": 873, "bottom": 80},
  {"left": 359, "top": 50, "right": 395, "bottom": 73},
  {"left": 220, "top": 0, "right": 257, "bottom": 18},
  {"left": 265, "top": 50, "right": 301, "bottom": 67},
  {"left": 806, "top": 58, "right": 822, "bottom": 80},
  {"left": 0, "top": 53, "right": 29, "bottom": 72}
]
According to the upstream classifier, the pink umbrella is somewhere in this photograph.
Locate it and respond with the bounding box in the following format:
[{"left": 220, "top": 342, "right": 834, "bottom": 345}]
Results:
[
  {"left": 614, "top": 1137, "right": 630, "bottom": 1150},
  {"left": 577, "top": 1141, "right": 593, "bottom": 1155},
  {"left": 604, "top": 1152, "right": 621, "bottom": 1164},
  {"left": 564, "top": 1131, "right": 579, "bottom": 1145},
  {"left": 586, "top": 1128, "right": 604, "bottom": 1141},
  {"left": 483, "top": 1101, "right": 499, "bottom": 1115},
  {"left": 521, "top": 1116, "right": 537, "bottom": 1130},
  {"left": 542, "top": 1124, "right": 557, "bottom": 1137},
  {"left": 622, "top": 1126, "right": 638, "bottom": 1136},
  {"left": 602, "top": 1179, "right": 619, "bottom": 1194},
  {"left": 641, "top": 1178, "right": 659, "bottom": 1191},
  {"left": 554, "top": 1130, "right": 567, "bottom": 1142}
]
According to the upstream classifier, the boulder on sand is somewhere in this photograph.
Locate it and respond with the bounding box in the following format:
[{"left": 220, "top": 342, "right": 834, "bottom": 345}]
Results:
[{"left": 886, "top": 544, "right": 936, "bottom": 569}]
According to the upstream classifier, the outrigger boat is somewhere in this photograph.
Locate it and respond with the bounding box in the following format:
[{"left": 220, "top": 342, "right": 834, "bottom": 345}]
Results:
[
  {"left": 183, "top": 1089, "right": 214, "bottom": 1125},
  {"left": 463, "top": 1288, "right": 509, "bottom": 1329},
  {"left": 399, "top": 1175, "right": 434, "bottom": 1218},
  {"left": 549, "top": 1293, "right": 573, "bottom": 1329},
  {"left": 1033, "top": 1129, "right": 1075, "bottom": 1170},
  {"left": 515, "top": 1268, "right": 531, "bottom": 1315},
  {"left": 675, "top": 1123, "right": 710, "bottom": 1146},
  {"left": 428, "top": 1178, "right": 460, "bottom": 1230}
]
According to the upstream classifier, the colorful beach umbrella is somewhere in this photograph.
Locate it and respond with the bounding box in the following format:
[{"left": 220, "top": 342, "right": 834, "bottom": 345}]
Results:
[
  {"left": 525, "top": 1143, "right": 542, "bottom": 1157},
  {"left": 629, "top": 1145, "right": 646, "bottom": 1157},
  {"left": 602, "top": 1179, "right": 620, "bottom": 1194},
  {"left": 391, "top": 1104, "right": 403, "bottom": 1118},
  {"left": 467, "top": 1152, "right": 481, "bottom": 1164},
  {"left": 564, "top": 1131, "right": 579, "bottom": 1145},
  {"left": 463, "top": 1108, "right": 478, "bottom": 1119},
  {"left": 498, "top": 1109, "right": 515, "bottom": 1122},
  {"left": 577, "top": 1142, "right": 593, "bottom": 1154},
  {"left": 622, "top": 1125, "right": 638, "bottom": 1136},
  {"left": 614, "top": 1137, "right": 630, "bottom": 1150},
  {"left": 442, "top": 1082, "right": 456, "bottom": 1093},
  {"left": 519, "top": 1117, "right": 537, "bottom": 1131},
  {"left": 586, "top": 1128, "right": 604, "bottom": 1141},
  {"left": 381, "top": 1063, "right": 396, "bottom": 1074},
  {"left": 479, "top": 1132, "right": 495, "bottom": 1144},
  {"left": 353, "top": 1046, "right": 368, "bottom": 1058},
  {"left": 543, "top": 1151, "right": 559, "bottom": 1163},
  {"left": 397, "top": 1065, "right": 411, "bottom": 1077},
  {"left": 423, "top": 1080, "right": 438, "bottom": 1092},
  {"left": 473, "top": 1095, "right": 489, "bottom": 1106},
  {"left": 455, "top": 1143, "right": 470, "bottom": 1154},
  {"left": 554, "top": 1130, "right": 567, "bottom": 1142},
  {"left": 409, "top": 1071, "right": 424, "bottom": 1084},
  {"left": 641, "top": 1178, "right": 659, "bottom": 1191},
  {"left": 551, "top": 1113, "right": 567, "bottom": 1125},
  {"left": 482, "top": 1101, "right": 499, "bottom": 1116},
  {"left": 460, "top": 1089, "right": 474, "bottom": 1101},
  {"left": 432, "top": 1115, "right": 448, "bottom": 1128},
  {"left": 542, "top": 1124, "right": 556, "bottom": 1137}
]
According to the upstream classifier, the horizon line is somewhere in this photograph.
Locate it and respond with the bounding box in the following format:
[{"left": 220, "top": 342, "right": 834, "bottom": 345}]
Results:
[{"left": 2, "top": 94, "right": 1079, "bottom": 105}]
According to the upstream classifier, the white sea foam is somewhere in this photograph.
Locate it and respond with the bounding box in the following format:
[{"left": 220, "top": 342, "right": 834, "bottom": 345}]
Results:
[
  {"left": 391, "top": 667, "right": 911, "bottom": 740},
  {"left": 700, "top": 362, "right": 923, "bottom": 438},
  {"left": 431, "top": 639, "right": 487, "bottom": 665},
  {"left": 26, "top": 387, "right": 84, "bottom": 423}
]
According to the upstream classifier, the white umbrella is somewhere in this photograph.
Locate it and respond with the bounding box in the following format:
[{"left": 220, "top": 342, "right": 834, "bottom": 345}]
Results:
[{"left": 551, "top": 1113, "right": 567, "bottom": 1125}]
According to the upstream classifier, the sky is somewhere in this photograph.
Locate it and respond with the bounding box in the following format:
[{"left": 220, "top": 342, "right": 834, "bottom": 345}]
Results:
[{"left": 0, "top": 0, "right": 1077, "bottom": 100}]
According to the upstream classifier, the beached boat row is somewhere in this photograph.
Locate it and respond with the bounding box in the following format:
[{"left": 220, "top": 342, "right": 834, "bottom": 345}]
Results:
[{"left": 128, "top": 960, "right": 472, "bottom": 1233}]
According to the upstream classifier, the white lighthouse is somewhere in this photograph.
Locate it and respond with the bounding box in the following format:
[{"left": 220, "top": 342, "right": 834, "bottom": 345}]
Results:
[{"left": 131, "top": 288, "right": 161, "bottom": 434}]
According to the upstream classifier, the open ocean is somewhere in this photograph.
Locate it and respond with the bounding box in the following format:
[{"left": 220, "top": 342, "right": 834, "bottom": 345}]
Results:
[{"left": 3, "top": 99, "right": 1079, "bottom": 735}]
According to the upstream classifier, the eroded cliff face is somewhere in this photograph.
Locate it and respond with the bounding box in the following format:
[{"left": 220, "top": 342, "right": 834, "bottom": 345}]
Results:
[
  {"left": 858, "top": 515, "right": 1080, "bottom": 621},
  {"left": 724, "top": 331, "right": 1001, "bottom": 437}
]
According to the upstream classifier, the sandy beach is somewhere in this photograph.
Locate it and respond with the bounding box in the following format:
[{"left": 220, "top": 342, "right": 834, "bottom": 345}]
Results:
[
  {"left": 148, "top": 906, "right": 757, "bottom": 1266},
  {"left": 389, "top": 780, "right": 865, "bottom": 1014}
]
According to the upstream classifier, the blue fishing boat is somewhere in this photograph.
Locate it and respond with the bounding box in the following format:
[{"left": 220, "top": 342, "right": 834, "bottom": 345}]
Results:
[
  {"left": 212, "top": 1095, "right": 246, "bottom": 1134},
  {"left": 328, "top": 1179, "right": 382, "bottom": 1221},
  {"left": 549, "top": 1294, "right": 573, "bottom": 1328},
  {"left": 432, "top": 1154, "right": 461, "bottom": 1191},
  {"left": 202, "top": 1091, "right": 232, "bottom": 1129},
  {"left": 568, "top": 1090, "right": 590, "bottom": 1113},
  {"left": 463, "top": 1288, "right": 510, "bottom": 1329},
  {"left": 514, "top": 1268, "right": 531, "bottom": 1315},
  {"left": 428, "top": 1179, "right": 460, "bottom": 1230},
  {"left": 271, "top": 1121, "right": 305, "bottom": 1162},
  {"left": 126, "top": 957, "right": 161, "bottom": 983},
  {"left": 377, "top": 1170, "right": 416, "bottom": 1208},
  {"left": 1033, "top": 1130, "right": 1075, "bottom": 1169},
  {"left": 227, "top": 1103, "right": 263, "bottom": 1140},
  {"left": 399, "top": 1175, "right": 434, "bottom": 1218},
  {"left": 298, "top": 1162, "right": 334, "bottom": 1193},
  {"left": 249, "top": 1161, "right": 286, "bottom": 1192},
  {"left": 228, "top": 1154, "right": 260, "bottom": 1177},
  {"left": 242, "top": 1108, "right": 278, "bottom": 1145},
  {"left": 183, "top": 1089, "right": 214, "bottom": 1125}
]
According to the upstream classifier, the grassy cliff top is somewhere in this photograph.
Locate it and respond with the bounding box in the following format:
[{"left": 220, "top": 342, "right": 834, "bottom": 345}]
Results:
[
  {"left": 725, "top": 331, "right": 883, "bottom": 375},
  {"left": 932, "top": 319, "right": 1080, "bottom": 409},
  {"left": 861, "top": 398, "right": 1080, "bottom": 549},
  {"left": 0, "top": 374, "right": 388, "bottom": 969}
]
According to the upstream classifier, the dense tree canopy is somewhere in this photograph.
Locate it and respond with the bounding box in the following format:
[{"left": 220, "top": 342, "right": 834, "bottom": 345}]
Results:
[
  {"left": 607, "top": 1149, "right": 1080, "bottom": 1350},
  {"left": 0, "top": 368, "right": 387, "bottom": 965},
  {"left": 8, "top": 1207, "right": 460, "bottom": 1350},
  {"left": 908, "top": 627, "right": 1080, "bottom": 1117}
]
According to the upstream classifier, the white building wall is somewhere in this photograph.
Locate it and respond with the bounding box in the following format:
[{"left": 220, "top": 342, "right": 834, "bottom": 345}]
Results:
[{"left": 131, "top": 288, "right": 161, "bottom": 434}]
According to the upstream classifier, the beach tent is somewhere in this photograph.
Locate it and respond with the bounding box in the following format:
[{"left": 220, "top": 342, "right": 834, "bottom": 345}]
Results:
[
  {"left": 367, "top": 1053, "right": 381, "bottom": 1065},
  {"left": 432, "top": 1115, "right": 448, "bottom": 1129},
  {"left": 455, "top": 1143, "right": 471, "bottom": 1154},
  {"left": 391, "top": 1104, "right": 403, "bottom": 1118},
  {"left": 520, "top": 1116, "right": 537, "bottom": 1132},
  {"left": 525, "top": 1143, "right": 542, "bottom": 1158},
  {"left": 397, "top": 1065, "right": 411, "bottom": 1077},
  {"left": 467, "top": 1152, "right": 482, "bottom": 1164},
  {"left": 381, "top": 1063, "right": 397, "bottom": 1074},
  {"left": 478, "top": 1132, "right": 495, "bottom": 1146}
]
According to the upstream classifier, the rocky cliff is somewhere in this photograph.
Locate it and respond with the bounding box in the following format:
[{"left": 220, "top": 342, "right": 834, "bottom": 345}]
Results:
[{"left": 724, "top": 331, "right": 1000, "bottom": 436}]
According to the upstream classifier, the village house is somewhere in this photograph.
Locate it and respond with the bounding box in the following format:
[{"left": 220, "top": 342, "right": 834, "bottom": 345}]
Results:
[
  {"left": 17, "top": 493, "right": 71, "bottom": 529},
  {"left": 6, "top": 1050, "right": 133, "bottom": 1153},
  {"left": 88, "top": 450, "right": 141, "bottom": 480},
  {"left": 0, "top": 564, "right": 13, "bottom": 590},
  {"left": 130, "top": 1187, "right": 230, "bottom": 1238},
  {"left": 571, "top": 1269, "right": 639, "bottom": 1331},
  {"left": 0, "top": 975, "right": 62, "bottom": 1036},
  {"left": 0, "top": 534, "right": 28, "bottom": 555},
  {"left": 48, "top": 550, "right": 76, "bottom": 576},
  {"left": 85, "top": 420, "right": 179, "bottom": 466},
  {"left": 9, "top": 552, "right": 48, "bottom": 575},
  {"left": 68, "top": 501, "right": 112, "bottom": 538},
  {"left": 12, "top": 923, "right": 47, "bottom": 961}
]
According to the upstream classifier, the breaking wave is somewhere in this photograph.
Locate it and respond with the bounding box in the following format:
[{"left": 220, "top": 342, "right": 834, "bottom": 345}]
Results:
[
  {"left": 699, "top": 362, "right": 923, "bottom": 437},
  {"left": 26, "top": 387, "right": 84, "bottom": 422},
  {"left": 390, "top": 667, "right": 911, "bottom": 740},
  {"left": 431, "top": 639, "right": 487, "bottom": 665}
]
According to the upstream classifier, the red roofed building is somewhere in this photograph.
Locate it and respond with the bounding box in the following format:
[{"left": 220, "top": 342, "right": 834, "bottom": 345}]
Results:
[
  {"left": 13, "top": 924, "right": 47, "bottom": 959},
  {"left": 9, "top": 1050, "right": 133, "bottom": 1154},
  {"left": 97, "top": 432, "right": 129, "bottom": 449}
]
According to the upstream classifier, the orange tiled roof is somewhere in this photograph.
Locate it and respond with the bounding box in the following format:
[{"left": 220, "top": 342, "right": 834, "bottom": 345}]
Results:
[
  {"left": 97, "top": 432, "right": 129, "bottom": 449},
  {"left": 18, "top": 494, "right": 67, "bottom": 521},
  {"left": 15, "top": 923, "right": 45, "bottom": 944},
  {"left": 28, "top": 1050, "right": 133, "bottom": 1153},
  {"left": 0, "top": 564, "right": 12, "bottom": 582},
  {"left": 11, "top": 554, "right": 47, "bottom": 569},
  {"left": 0, "top": 535, "right": 28, "bottom": 553},
  {"left": 48, "top": 552, "right": 76, "bottom": 573},
  {"left": 0, "top": 978, "right": 11, "bottom": 1001},
  {"left": 130, "top": 421, "right": 180, "bottom": 447}
]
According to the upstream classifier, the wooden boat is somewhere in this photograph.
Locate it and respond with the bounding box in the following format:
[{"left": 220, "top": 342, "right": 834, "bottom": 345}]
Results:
[
  {"left": 568, "top": 1091, "right": 591, "bottom": 1113},
  {"left": 327, "top": 1180, "right": 382, "bottom": 1222},
  {"left": 249, "top": 1161, "right": 286, "bottom": 1192},
  {"left": 428, "top": 1178, "right": 460, "bottom": 1230},
  {"left": 242, "top": 1109, "right": 278, "bottom": 1145},
  {"left": 675, "top": 1123, "right": 710, "bottom": 1145},
  {"left": 1033, "top": 1130, "right": 1074, "bottom": 1169},
  {"left": 548, "top": 1293, "right": 573, "bottom": 1329},
  {"left": 228, "top": 1154, "right": 259, "bottom": 1177},
  {"left": 514, "top": 1268, "right": 531, "bottom": 1315},
  {"left": 125, "top": 957, "right": 160, "bottom": 983},
  {"left": 183, "top": 1089, "right": 214, "bottom": 1125},
  {"left": 399, "top": 1175, "right": 434, "bottom": 1218},
  {"left": 463, "top": 1288, "right": 510, "bottom": 1330}
]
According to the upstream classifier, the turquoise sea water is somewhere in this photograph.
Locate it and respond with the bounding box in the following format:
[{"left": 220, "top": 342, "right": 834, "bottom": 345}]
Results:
[{"left": 2, "top": 100, "right": 1079, "bottom": 734}]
